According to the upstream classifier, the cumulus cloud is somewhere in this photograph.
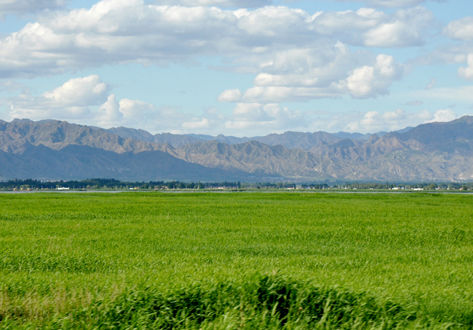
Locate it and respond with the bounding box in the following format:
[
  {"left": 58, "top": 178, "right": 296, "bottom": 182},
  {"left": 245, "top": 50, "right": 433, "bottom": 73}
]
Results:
[
  {"left": 428, "top": 109, "right": 456, "bottom": 123},
  {"left": 220, "top": 49, "right": 402, "bottom": 103},
  {"left": 347, "top": 109, "right": 407, "bottom": 132},
  {"left": 0, "top": 2, "right": 433, "bottom": 78},
  {"left": 458, "top": 53, "right": 473, "bottom": 80},
  {"left": 346, "top": 108, "right": 457, "bottom": 133},
  {"left": 9, "top": 75, "right": 108, "bottom": 122},
  {"left": 5, "top": 74, "right": 460, "bottom": 136},
  {"left": 0, "top": 1, "right": 444, "bottom": 133},
  {"left": 97, "top": 94, "right": 123, "bottom": 126},
  {"left": 8, "top": 75, "right": 131, "bottom": 127},
  {"left": 363, "top": 7, "right": 433, "bottom": 47},
  {"left": 224, "top": 103, "right": 303, "bottom": 133},
  {"left": 218, "top": 89, "right": 242, "bottom": 102},
  {"left": 182, "top": 118, "right": 210, "bottom": 129},
  {"left": 238, "top": 86, "right": 342, "bottom": 103},
  {"left": 4, "top": 77, "right": 310, "bottom": 134},
  {"left": 444, "top": 17, "right": 473, "bottom": 41},
  {"left": 4, "top": 75, "right": 300, "bottom": 135},
  {"left": 345, "top": 54, "right": 401, "bottom": 98},
  {"left": 344, "top": 109, "right": 456, "bottom": 133},
  {"left": 43, "top": 75, "right": 108, "bottom": 107},
  {"left": 313, "top": 7, "right": 433, "bottom": 47},
  {"left": 5, "top": 75, "right": 217, "bottom": 133}
]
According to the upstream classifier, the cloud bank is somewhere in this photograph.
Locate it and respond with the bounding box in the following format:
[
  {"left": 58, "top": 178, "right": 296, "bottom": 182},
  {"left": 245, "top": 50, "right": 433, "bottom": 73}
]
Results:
[{"left": 0, "top": 2, "right": 432, "bottom": 77}]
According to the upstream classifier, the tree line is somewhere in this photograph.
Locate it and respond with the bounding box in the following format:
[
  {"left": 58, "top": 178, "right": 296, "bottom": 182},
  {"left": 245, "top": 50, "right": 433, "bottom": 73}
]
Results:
[{"left": 1, "top": 179, "right": 472, "bottom": 191}]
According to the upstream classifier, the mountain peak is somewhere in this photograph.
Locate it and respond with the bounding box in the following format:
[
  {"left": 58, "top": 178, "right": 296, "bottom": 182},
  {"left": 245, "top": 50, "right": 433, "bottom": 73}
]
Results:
[{"left": 1, "top": 117, "right": 473, "bottom": 182}]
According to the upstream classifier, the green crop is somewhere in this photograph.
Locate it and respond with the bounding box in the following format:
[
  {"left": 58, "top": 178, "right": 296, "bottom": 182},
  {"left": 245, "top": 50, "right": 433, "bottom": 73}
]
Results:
[{"left": 0, "top": 192, "right": 472, "bottom": 328}]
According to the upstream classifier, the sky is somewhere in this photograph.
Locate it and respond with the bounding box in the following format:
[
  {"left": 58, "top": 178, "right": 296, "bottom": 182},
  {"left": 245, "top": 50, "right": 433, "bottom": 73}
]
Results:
[{"left": 0, "top": 0, "right": 472, "bottom": 136}]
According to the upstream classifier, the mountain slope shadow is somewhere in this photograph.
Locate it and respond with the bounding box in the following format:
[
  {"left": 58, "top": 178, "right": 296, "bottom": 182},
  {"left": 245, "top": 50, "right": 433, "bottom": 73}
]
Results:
[{"left": 0, "top": 144, "right": 259, "bottom": 181}]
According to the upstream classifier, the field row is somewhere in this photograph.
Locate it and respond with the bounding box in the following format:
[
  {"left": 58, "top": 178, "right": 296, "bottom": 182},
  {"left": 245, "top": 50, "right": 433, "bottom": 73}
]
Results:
[{"left": 0, "top": 192, "right": 472, "bottom": 327}]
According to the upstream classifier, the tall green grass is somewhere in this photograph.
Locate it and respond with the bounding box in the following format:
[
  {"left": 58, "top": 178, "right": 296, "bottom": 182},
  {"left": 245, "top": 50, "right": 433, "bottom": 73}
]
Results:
[
  {"left": 0, "top": 192, "right": 473, "bottom": 328},
  {"left": 52, "top": 275, "right": 418, "bottom": 329}
]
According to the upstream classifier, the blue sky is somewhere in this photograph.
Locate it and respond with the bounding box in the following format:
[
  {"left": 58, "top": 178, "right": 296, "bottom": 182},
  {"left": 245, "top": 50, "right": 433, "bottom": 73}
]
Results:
[{"left": 0, "top": 0, "right": 472, "bottom": 136}]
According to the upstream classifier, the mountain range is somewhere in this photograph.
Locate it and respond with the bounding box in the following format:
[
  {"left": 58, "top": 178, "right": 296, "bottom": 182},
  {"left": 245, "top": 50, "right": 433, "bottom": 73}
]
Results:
[{"left": 1, "top": 117, "right": 473, "bottom": 182}]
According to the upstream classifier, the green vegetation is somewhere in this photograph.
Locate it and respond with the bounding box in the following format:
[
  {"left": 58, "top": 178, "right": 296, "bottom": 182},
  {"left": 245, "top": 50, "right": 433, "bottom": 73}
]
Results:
[
  {"left": 3, "top": 178, "right": 473, "bottom": 192},
  {"left": 0, "top": 192, "right": 473, "bottom": 328}
]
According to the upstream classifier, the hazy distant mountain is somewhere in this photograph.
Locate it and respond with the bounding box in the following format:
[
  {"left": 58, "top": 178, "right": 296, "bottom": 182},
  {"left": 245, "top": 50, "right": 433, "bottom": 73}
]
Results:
[
  {"left": 332, "top": 132, "right": 369, "bottom": 141},
  {"left": 108, "top": 127, "right": 247, "bottom": 147},
  {"left": 0, "top": 143, "right": 254, "bottom": 181},
  {"left": 165, "top": 117, "right": 473, "bottom": 181},
  {"left": 0, "top": 120, "right": 257, "bottom": 181},
  {"left": 0, "top": 119, "right": 164, "bottom": 154},
  {"left": 2, "top": 117, "right": 473, "bottom": 182},
  {"left": 392, "top": 116, "right": 473, "bottom": 153},
  {"left": 251, "top": 132, "right": 341, "bottom": 150},
  {"left": 108, "top": 127, "right": 368, "bottom": 150},
  {"left": 171, "top": 140, "right": 326, "bottom": 179},
  {"left": 107, "top": 127, "right": 156, "bottom": 143}
]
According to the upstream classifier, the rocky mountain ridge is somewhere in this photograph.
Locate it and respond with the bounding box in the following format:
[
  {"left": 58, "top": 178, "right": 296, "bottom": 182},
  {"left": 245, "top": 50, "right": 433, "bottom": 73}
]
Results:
[{"left": 1, "top": 117, "right": 473, "bottom": 182}]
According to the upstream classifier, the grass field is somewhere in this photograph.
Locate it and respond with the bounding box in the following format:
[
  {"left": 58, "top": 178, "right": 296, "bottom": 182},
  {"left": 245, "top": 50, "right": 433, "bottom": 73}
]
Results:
[{"left": 1, "top": 192, "right": 473, "bottom": 328}]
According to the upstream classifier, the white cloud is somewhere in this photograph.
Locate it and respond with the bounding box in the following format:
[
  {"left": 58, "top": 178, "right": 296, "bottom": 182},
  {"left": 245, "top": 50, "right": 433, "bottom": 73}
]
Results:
[
  {"left": 363, "top": 7, "right": 433, "bottom": 47},
  {"left": 218, "top": 89, "right": 242, "bottom": 102},
  {"left": 223, "top": 50, "right": 402, "bottom": 103},
  {"left": 98, "top": 94, "right": 123, "bottom": 126},
  {"left": 346, "top": 108, "right": 457, "bottom": 133},
  {"left": 5, "top": 75, "right": 209, "bottom": 133},
  {"left": 311, "top": 7, "right": 433, "bottom": 47},
  {"left": 224, "top": 102, "right": 303, "bottom": 133},
  {"left": 307, "top": 8, "right": 382, "bottom": 47},
  {"left": 0, "top": 2, "right": 433, "bottom": 78},
  {"left": 5, "top": 74, "right": 461, "bottom": 136},
  {"left": 0, "top": 1, "right": 422, "bottom": 102},
  {"left": 43, "top": 75, "right": 108, "bottom": 107},
  {"left": 235, "top": 6, "right": 312, "bottom": 41},
  {"left": 347, "top": 109, "right": 407, "bottom": 132},
  {"left": 345, "top": 54, "right": 401, "bottom": 98},
  {"left": 254, "top": 43, "right": 353, "bottom": 82},
  {"left": 0, "top": 1, "right": 448, "bottom": 135},
  {"left": 182, "top": 118, "right": 210, "bottom": 129},
  {"left": 346, "top": 66, "right": 377, "bottom": 98},
  {"left": 5, "top": 75, "right": 305, "bottom": 135},
  {"left": 428, "top": 109, "right": 456, "bottom": 123},
  {"left": 444, "top": 17, "right": 473, "bottom": 41},
  {"left": 240, "top": 86, "right": 341, "bottom": 102},
  {"left": 8, "top": 75, "right": 113, "bottom": 124},
  {"left": 110, "top": 99, "right": 193, "bottom": 132},
  {"left": 459, "top": 54, "right": 473, "bottom": 80},
  {"left": 9, "top": 75, "right": 108, "bottom": 122}
]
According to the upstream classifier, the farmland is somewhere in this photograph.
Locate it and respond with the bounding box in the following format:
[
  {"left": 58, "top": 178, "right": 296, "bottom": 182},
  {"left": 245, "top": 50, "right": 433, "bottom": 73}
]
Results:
[{"left": 1, "top": 192, "right": 473, "bottom": 328}]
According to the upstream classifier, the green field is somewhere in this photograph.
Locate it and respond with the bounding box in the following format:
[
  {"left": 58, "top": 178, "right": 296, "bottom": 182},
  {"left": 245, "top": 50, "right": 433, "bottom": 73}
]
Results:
[{"left": 1, "top": 192, "right": 473, "bottom": 328}]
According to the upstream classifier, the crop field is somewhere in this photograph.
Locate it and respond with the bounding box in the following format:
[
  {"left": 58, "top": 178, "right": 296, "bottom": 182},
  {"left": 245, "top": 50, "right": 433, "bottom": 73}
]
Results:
[{"left": 1, "top": 192, "right": 473, "bottom": 328}]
